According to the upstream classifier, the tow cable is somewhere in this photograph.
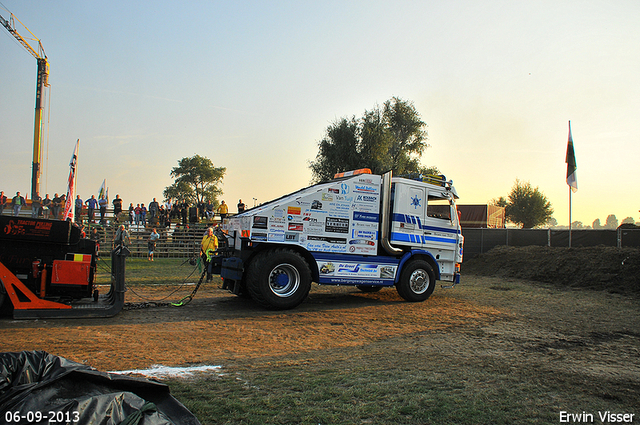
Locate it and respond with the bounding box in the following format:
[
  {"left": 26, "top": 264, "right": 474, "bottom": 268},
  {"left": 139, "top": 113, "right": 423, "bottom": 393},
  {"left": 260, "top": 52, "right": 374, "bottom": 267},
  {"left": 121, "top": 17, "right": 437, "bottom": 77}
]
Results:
[
  {"left": 171, "top": 251, "right": 222, "bottom": 307},
  {"left": 170, "top": 265, "right": 207, "bottom": 307}
]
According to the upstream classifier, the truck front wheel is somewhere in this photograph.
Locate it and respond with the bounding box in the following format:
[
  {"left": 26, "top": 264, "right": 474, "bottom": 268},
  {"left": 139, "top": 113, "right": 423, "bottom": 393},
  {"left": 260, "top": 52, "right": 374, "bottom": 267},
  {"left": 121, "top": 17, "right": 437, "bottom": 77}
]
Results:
[
  {"left": 396, "top": 259, "right": 436, "bottom": 302},
  {"left": 246, "top": 249, "right": 312, "bottom": 309}
]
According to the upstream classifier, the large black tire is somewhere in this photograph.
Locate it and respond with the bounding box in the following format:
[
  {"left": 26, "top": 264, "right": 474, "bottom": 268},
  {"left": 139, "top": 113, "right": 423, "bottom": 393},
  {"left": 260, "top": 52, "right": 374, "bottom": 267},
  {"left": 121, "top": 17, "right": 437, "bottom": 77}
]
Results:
[
  {"left": 238, "top": 280, "right": 253, "bottom": 299},
  {"left": 0, "top": 285, "right": 11, "bottom": 317},
  {"left": 396, "top": 259, "right": 436, "bottom": 302},
  {"left": 246, "top": 249, "right": 312, "bottom": 309}
]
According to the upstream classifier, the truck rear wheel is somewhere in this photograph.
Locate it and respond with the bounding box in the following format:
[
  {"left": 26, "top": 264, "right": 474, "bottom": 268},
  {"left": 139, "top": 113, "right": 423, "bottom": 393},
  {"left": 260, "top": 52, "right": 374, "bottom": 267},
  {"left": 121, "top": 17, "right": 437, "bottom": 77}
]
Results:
[
  {"left": 396, "top": 259, "right": 435, "bottom": 302},
  {"left": 246, "top": 249, "right": 312, "bottom": 309}
]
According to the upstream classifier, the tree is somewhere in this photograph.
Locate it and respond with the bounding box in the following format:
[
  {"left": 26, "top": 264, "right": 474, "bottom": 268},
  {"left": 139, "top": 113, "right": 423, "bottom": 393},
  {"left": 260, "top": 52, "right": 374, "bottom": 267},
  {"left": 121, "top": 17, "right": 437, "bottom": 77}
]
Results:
[
  {"left": 309, "top": 97, "right": 435, "bottom": 182},
  {"left": 621, "top": 217, "right": 635, "bottom": 225},
  {"left": 383, "top": 98, "right": 429, "bottom": 174},
  {"left": 498, "top": 179, "right": 554, "bottom": 228},
  {"left": 604, "top": 214, "right": 619, "bottom": 229},
  {"left": 163, "top": 155, "right": 226, "bottom": 205},
  {"left": 309, "top": 117, "right": 361, "bottom": 182},
  {"left": 490, "top": 196, "right": 508, "bottom": 208},
  {"left": 592, "top": 218, "right": 603, "bottom": 229}
]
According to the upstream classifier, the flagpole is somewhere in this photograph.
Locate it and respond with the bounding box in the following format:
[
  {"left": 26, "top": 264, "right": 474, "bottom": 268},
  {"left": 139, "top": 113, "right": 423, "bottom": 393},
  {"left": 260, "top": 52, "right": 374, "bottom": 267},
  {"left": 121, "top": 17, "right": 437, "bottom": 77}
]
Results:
[
  {"left": 569, "top": 187, "right": 572, "bottom": 248},
  {"left": 568, "top": 120, "right": 572, "bottom": 248},
  {"left": 74, "top": 139, "right": 79, "bottom": 200}
]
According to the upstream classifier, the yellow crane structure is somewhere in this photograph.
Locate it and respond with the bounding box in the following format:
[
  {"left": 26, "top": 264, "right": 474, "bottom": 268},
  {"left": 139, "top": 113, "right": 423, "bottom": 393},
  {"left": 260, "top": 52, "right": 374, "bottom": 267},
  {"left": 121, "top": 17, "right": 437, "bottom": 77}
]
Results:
[{"left": 1, "top": 10, "right": 49, "bottom": 200}]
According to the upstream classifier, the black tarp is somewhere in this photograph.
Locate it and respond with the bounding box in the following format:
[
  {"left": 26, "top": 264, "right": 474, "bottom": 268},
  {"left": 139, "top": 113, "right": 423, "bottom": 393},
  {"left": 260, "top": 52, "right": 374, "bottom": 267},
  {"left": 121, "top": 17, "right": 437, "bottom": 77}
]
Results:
[{"left": 0, "top": 351, "right": 201, "bottom": 425}]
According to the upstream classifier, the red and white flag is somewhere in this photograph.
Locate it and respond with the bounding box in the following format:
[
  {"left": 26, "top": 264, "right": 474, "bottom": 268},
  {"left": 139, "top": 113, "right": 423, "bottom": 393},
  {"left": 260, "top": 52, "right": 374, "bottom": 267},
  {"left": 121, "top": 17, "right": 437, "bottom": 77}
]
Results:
[
  {"left": 565, "top": 121, "right": 577, "bottom": 193},
  {"left": 63, "top": 140, "right": 79, "bottom": 221}
]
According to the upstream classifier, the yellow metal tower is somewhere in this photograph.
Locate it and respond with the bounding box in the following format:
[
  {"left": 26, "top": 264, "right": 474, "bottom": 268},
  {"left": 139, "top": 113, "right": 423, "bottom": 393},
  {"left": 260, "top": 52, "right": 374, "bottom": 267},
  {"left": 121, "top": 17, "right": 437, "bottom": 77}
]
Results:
[{"left": 1, "top": 10, "right": 49, "bottom": 200}]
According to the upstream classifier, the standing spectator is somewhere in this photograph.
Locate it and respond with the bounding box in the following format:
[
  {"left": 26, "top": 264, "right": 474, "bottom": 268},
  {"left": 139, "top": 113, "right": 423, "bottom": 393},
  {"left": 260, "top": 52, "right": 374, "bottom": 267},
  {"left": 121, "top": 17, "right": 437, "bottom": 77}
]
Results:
[
  {"left": 200, "top": 226, "right": 219, "bottom": 282},
  {"left": 148, "top": 228, "right": 160, "bottom": 261},
  {"left": 217, "top": 200, "right": 229, "bottom": 221},
  {"left": 59, "top": 194, "right": 66, "bottom": 219},
  {"left": 237, "top": 199, "right": 246, "bottom": 214},
  {"left": 114, "top": 224, "right": 130, "bottom": 247},
  {"left": 180, "top": 201, "right": 188, "bottom": 226},
  {"left": 149, "top": 198, "right": 159, "bottom": 221},
  {"left": 98, "top": 196, "right": 108, "bottom": 224},
  {"left": 31, "top": 193, "right": 42, "bottom": 218},
  {"left": 128, "top": 203, "right": 135, "bottom": 224},
  {"left": 164, "top": 199, "right": 173, "bottom": 220},
  {"left": 85, "top": 195, "right": 98, "bottom": 223},
  {"left": 75, "top": 195, "right": 83, "bottom": 223},
  {"left": 90, "top": 227, "right": 100, "bottom": 254},
  {"left": 158, "top": 205, "right": 167, "bottom": 228},
  {"left": 112, "top": 195, "right": 123, "bottom": 222},
  {"left": 140, "top": 203, "right": 147, "bottom": 226},
  {"left": 206, "top": 200, "right": 214, "bottom": 220},
  {"left": 11, "top": 192, "right": 26, "bottom": 216},
  {"left": 42, "top": 194, "right": 51, "bottom": 219},
  {"left": 134, "top": 204, "right": 142, "bottom": 225},
  {"left": 51, "top": 193, "right": 62, "bottom": 219},
  {"left": 0, "top": 191, "right": 7, "bottom": 215}
]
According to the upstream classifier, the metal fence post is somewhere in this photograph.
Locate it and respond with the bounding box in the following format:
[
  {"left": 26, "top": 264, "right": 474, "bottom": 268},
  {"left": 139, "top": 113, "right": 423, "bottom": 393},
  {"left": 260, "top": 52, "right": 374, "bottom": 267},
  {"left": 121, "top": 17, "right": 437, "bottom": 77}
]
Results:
[{"left": 617, "top": 228, "right": 622, "bottom": 248}]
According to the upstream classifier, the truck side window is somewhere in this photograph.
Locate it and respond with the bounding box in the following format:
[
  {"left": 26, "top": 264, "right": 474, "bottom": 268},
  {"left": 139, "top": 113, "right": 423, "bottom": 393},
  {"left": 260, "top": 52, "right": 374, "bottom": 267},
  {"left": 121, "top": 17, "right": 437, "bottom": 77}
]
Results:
[{"left": 427, "top": 197, "right": 452, "bottom": 221}]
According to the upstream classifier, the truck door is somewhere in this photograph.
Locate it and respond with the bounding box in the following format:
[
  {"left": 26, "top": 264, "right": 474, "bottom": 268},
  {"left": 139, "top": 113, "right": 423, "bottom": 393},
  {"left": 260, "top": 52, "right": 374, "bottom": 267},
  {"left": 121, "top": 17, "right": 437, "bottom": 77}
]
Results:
[
  {"left": 390, "top": 183, "right": 427, "bottom": 247},
  {"left": 423, "top": 190, "right": 458, "bottom": 250}
]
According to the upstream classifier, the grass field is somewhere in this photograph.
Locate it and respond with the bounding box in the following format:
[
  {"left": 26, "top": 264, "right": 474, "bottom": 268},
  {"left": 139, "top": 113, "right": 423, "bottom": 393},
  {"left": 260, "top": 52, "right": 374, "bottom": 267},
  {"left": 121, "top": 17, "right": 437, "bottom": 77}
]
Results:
[
  {"left": 96, "top": 257, "right": 201, "bottom": 286},
  {"left": 163, "top": 327, "right": 637, "bottom": 424},
  {"left": 83, "top": 257, "right": 640, "bottom": 424}
]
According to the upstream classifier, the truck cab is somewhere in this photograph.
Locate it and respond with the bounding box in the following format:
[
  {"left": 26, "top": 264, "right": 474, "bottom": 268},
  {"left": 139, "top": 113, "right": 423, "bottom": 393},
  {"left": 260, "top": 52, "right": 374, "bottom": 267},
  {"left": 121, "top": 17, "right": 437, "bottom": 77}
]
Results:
[{"left": 389, "top": 176, "right": 463, "bottom": 282}]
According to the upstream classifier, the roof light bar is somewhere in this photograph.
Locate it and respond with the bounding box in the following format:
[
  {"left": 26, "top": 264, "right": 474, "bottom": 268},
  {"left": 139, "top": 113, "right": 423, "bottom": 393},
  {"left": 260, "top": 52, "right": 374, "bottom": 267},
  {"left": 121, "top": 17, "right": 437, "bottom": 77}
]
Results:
[{"left": 333, "top": 168, "right": 372, "bottom": 179}]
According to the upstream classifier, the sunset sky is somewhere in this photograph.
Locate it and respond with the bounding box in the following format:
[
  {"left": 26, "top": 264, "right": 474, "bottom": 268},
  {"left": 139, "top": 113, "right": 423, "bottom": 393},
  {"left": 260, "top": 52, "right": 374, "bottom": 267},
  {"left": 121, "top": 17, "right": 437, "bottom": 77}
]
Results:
[{"left": 1, "top": 0, "right": 638, "bottom": 226}]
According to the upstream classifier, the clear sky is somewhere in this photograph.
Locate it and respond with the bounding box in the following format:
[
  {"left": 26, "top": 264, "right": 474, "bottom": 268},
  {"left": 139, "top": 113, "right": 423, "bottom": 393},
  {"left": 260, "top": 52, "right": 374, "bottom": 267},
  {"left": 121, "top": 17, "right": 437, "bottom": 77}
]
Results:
[{"left": 1, "top": 0, "right": 638, "bottom": 226}]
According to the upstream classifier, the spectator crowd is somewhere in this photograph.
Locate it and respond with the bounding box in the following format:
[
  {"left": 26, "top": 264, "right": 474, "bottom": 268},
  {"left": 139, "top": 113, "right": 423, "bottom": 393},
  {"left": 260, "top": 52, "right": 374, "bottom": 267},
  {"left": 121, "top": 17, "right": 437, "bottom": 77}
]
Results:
[{"left": 0, "top": 191, "right": 246, "bottom": 228}]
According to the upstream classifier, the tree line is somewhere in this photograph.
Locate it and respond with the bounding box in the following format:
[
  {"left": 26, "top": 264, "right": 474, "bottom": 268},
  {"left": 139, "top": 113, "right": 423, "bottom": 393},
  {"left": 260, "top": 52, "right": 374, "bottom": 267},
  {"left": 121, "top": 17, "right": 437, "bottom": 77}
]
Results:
[
  {"left": 170, "top": 97, "right": 630, "bottom": 230},
  {"left": 573, "top": 215, "right": 637, "bottom": 229}
]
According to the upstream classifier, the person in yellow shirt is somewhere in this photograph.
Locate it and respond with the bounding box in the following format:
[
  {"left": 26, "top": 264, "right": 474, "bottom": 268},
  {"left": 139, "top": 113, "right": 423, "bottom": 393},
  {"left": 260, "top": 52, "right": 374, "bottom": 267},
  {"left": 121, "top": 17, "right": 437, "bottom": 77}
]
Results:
[
  {"left": 201, "top": 227, "right": 218, "bottom": 282},
  {"left": 216, "top": 200, "right": 229, "bottom": 222}
]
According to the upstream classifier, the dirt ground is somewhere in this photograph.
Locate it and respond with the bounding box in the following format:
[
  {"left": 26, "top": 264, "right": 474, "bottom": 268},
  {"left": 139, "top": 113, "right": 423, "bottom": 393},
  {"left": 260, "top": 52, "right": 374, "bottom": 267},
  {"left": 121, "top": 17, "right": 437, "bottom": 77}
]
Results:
[{"left": 0, "top": 246, "right": 638, "bottom": 404}]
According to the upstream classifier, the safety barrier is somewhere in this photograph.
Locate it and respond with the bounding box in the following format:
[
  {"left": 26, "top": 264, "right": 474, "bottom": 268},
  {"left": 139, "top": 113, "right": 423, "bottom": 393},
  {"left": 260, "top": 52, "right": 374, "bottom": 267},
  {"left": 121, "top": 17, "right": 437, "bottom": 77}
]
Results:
[
  {"left": 92, "top": 222, "right": 215, "bottom": 258},
  {"left": 462, "top": 228, "right": 640, "bottom": 260}
]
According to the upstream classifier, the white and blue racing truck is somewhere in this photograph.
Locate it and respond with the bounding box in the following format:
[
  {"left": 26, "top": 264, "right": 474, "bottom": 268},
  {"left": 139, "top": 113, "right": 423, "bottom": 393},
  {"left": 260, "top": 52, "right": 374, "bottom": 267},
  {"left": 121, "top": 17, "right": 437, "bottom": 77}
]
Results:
[{"left": 219, "top": 169, "right": 463, "bottom": 309}]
